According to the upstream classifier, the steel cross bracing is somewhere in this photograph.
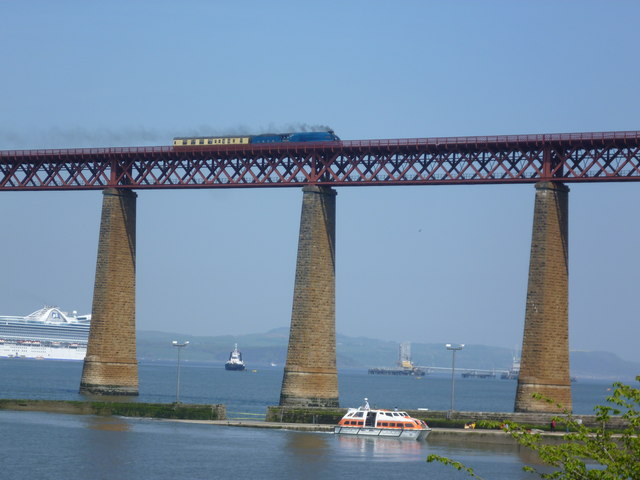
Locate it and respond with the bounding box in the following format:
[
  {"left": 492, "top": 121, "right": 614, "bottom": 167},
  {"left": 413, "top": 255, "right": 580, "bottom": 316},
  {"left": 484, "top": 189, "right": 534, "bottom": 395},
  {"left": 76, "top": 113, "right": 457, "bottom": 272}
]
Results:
[{"left": 1, "top": 131, "right": 639, "bottom": 191}]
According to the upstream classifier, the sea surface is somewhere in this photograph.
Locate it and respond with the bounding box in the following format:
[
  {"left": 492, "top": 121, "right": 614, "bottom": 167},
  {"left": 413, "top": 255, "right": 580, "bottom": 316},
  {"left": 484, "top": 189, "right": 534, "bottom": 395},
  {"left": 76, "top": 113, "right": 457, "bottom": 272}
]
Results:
[{"left": 0, "top": 359, "right": 617, "bottom": 480}]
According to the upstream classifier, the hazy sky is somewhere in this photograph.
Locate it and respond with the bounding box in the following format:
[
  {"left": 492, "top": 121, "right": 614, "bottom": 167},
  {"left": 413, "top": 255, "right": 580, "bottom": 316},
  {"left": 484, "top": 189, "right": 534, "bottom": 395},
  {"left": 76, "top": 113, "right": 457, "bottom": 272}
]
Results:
[{"left": 1, "top": 1, "right": 639, "bottom": 362}]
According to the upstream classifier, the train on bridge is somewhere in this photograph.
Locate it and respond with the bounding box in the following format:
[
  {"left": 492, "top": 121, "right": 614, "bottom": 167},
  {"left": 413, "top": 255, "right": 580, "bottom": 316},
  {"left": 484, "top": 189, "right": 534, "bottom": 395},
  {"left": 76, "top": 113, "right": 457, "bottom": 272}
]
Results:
[{"left": 172, "top": 130, "right": 340, "bottom": 147}]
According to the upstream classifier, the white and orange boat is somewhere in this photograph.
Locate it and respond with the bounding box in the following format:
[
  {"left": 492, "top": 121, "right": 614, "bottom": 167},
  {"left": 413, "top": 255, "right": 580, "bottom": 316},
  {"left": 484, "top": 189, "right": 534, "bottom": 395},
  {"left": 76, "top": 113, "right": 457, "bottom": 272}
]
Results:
[{"left": 334, "top": 398, "right": 432, "bottom": 441}]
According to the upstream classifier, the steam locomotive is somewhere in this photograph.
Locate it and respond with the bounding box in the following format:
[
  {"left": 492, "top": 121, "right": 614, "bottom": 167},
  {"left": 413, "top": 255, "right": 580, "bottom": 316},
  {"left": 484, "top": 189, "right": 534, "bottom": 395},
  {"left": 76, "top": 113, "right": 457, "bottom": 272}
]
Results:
[{"left": 173, "top": 130, "right": 340, "bottom": 147}]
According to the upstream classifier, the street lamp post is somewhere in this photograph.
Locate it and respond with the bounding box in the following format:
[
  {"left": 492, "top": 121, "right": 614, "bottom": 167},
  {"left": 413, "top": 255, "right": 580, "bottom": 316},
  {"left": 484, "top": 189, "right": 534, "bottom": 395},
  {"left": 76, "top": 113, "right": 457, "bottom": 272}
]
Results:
[
  {"left": 172, "top": 340, "right": 189, "bottom": 403},
  {"left": 446, "top": 343, "right": 464, "bottom": 418}
]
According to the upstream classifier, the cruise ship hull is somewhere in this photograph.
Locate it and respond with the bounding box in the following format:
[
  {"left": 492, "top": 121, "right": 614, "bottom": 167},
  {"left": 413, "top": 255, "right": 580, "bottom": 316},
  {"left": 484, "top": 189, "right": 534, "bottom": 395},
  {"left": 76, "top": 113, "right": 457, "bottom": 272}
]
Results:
[{"left": 0, "top": 341, "right": 86, "bottom": 360}]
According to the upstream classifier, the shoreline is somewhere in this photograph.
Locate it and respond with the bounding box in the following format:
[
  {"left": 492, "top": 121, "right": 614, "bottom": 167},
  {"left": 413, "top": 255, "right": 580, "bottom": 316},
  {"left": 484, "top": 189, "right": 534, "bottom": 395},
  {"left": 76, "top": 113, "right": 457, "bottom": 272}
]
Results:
[{"left": 0, "top": 399, "right": 598, "bottom": 445}]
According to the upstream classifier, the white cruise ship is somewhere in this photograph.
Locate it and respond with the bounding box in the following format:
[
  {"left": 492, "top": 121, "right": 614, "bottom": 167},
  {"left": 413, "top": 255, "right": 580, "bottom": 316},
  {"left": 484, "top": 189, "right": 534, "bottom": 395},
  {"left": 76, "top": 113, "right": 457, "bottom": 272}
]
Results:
[{"left": 0, "top": 306, "right": 91, "bottom": 360}]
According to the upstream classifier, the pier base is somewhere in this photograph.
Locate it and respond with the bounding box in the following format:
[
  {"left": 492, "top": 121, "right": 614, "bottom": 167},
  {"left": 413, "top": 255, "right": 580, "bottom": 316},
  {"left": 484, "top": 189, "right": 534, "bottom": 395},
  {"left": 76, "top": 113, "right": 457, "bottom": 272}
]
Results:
[
  {"left": 515, "top": 182, "right": 571, "bottom": 412},
  {"left": 280, "top": 185, "right": 339, "bottom": 407},
  {"left": 80, "top": 188, "right": 139, "bottom": 396}
]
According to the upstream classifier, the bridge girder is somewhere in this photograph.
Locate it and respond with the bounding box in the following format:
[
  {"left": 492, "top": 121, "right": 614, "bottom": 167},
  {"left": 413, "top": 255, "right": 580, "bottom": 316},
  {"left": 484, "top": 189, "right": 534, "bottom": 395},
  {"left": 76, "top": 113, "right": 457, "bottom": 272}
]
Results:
[{"left": 1, "top": 131, "right": 639, "bottom": 190}]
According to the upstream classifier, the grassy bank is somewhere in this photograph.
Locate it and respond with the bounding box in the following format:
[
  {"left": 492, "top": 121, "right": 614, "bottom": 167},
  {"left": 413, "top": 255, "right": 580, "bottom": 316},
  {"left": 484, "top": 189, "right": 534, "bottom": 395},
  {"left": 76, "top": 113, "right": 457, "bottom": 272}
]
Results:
[
  {"left": 265, "top": 406, "right": 629, "bottom": 431},
  {"left": 0, "top": 399, "right": 226, "bottom": 420}
]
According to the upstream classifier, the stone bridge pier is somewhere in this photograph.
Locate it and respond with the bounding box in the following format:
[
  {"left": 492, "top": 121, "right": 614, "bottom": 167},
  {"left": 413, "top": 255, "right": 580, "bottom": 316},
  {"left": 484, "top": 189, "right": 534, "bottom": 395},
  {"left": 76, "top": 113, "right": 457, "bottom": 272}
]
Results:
[
  {"left": 279, "top": 185, "right": 339, "bottom": 407},
  {"left": 515, "top": 181, "right": 572, "bottom": 412},
  {"left": 80, "top": 188, "right": 139, "bottom": 396}
]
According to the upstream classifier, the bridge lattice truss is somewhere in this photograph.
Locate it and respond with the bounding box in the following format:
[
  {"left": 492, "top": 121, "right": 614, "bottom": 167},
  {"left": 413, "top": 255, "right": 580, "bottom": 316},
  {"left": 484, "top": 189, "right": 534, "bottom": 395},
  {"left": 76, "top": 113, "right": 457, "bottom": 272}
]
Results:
[{"left": 1, "top": 131, "right": 640, "bottom": 190}]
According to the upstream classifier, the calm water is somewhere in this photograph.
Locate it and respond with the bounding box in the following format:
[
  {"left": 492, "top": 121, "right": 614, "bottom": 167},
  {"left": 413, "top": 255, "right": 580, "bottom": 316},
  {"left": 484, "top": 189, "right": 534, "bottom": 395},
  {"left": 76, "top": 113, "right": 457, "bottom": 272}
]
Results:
[{"left": 0, "top": 359, "right": 615, "bottom": 480}]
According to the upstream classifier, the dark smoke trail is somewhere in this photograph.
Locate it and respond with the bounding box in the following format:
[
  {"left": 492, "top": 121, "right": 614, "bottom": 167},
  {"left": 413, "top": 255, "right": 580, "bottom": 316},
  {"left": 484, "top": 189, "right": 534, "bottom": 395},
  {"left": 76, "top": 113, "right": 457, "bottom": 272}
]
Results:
[{"left": 0, "top": 123, "right": 335, "bottom": 150}]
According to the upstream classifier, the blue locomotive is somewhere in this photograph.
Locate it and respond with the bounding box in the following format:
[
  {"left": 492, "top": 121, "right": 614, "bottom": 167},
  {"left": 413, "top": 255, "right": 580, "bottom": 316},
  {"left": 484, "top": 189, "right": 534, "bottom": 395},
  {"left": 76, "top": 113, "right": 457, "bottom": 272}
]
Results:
[{"left": 173, "top": 130, "right": 340, "bottom": 147}]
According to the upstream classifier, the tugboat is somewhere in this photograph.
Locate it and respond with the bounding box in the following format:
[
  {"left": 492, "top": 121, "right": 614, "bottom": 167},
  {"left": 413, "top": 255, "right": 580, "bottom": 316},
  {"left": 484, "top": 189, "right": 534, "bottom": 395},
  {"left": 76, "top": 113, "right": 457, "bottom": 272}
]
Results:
[
  {"left": 224, "top": 343, "right": 246, "bottom": 371},
  {"left": 334, "top": 398, "right": 431, "bottom": 441}
]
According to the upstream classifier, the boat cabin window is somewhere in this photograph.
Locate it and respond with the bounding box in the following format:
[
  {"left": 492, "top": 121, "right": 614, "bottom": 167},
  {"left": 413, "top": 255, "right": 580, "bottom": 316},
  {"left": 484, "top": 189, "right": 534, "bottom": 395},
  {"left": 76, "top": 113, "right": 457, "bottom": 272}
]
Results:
[{"left": 353, "top": 412, "right": 364, "bottom": 418}]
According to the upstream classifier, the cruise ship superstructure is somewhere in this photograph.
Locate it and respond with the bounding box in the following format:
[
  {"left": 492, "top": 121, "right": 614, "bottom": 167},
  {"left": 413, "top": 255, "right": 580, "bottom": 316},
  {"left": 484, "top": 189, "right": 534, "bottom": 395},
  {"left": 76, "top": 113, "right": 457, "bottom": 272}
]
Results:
[{"left": 0, "top": 307, "right": 91, "bottom": 360}]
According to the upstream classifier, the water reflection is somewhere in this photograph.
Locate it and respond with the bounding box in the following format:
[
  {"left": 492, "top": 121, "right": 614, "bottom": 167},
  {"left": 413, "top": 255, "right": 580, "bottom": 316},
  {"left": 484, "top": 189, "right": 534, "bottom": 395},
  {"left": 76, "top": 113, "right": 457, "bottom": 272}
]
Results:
[
  {"left": 286, "top": 432, "right": 329, "bottom": 463},
  {"left": 336, "top": 435, "right": 424, "bottom": 461},
  {"left": 427, "top": 434, "right": 547, "bottom": 467},
  {"left": 85, "top": 415, "right": 130, "bottom": 432}
]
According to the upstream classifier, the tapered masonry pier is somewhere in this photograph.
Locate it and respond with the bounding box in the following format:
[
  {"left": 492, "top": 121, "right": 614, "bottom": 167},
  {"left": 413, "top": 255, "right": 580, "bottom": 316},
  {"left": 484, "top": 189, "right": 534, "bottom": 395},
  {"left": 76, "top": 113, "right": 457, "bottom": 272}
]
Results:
[
  {"left": 80, "top": 188, "right": 139, "bottom": 396},
  {"left": 515, "top": 181, "right": 571, "bottom": 413},
  {"left": 280, "top": 185, "right": 339, "bottom": 407}
]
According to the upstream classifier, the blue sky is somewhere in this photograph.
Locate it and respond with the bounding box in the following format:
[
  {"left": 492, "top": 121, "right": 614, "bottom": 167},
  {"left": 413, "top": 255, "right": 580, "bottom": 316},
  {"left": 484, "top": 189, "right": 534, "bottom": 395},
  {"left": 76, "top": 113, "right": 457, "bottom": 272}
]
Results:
[{"left": 1, "top": 1, "right": 639, "bottom": 362}]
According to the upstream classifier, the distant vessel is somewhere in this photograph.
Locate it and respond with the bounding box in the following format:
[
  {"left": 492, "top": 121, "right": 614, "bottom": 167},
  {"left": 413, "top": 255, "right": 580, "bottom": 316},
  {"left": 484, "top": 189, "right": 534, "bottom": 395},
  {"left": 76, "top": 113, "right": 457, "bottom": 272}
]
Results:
[
  {"left": 0, "top": 307, "right": 91, "bottom": 360},
  {"left": 334, "top": 398, "right": 431, "bottom": 441},
  {"left": 462, "top": 370, "right": 497, "bottom": 379},
  {"left": 368, "top": 366, "right": 426, "bottom": 376},
  {"left": 225, "top": 343, "right": 246, "bottom": 371},
  {"left": 501, "top": 357, "right": 520, "bottom": 380},
  {"left": 368, "top": 341, "right": 426, "bottom": 376}
]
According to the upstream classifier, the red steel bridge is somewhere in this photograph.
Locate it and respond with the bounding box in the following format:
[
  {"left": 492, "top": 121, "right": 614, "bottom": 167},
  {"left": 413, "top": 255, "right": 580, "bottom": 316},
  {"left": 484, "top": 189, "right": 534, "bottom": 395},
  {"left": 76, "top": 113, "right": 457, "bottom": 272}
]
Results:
[{"left": 1, "top": 130, "right": 640, "bottom": 190}]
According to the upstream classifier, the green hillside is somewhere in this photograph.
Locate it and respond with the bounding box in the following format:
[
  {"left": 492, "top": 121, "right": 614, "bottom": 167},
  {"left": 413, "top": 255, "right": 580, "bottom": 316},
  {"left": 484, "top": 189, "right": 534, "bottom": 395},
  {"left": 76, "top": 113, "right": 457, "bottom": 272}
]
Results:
[{"left": 136, "top": 328, "right": 639, "bottom": 380}]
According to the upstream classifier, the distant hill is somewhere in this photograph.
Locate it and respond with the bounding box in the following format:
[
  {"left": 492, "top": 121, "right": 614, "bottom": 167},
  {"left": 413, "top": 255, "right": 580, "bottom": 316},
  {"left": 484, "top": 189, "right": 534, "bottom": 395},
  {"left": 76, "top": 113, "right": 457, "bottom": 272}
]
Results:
[{"left": 137, "top": 328, "right": 639, "bottom": 381}]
